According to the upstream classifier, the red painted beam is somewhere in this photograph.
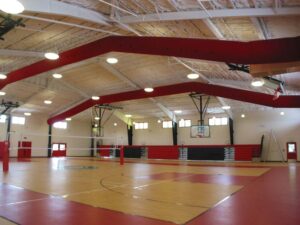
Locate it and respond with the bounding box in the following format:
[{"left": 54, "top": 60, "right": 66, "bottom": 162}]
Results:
[
  {"left": 47, "top": 82, "right": 300, "bottom": 125},
  {"left": 1, "top": 36, "right": 300, "bottom": 90}
]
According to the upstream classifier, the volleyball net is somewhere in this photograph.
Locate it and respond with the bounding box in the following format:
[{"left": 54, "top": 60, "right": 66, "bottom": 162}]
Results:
[{"left": 6, "top": 131, "right": 124, "bottom": 157}]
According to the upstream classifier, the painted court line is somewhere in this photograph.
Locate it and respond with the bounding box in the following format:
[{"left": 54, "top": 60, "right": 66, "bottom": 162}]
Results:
[
  {"left": 186, "top": 166, "right": 300, "bottom": 225},
  {"left": 72, "top": 157, "right": 272, "bottom": 168},
  {"left": 100, "top": 172, "right": 220, "bottom": 209},
  {"left": 0, "top": 183, "right": 175, "bottom": 225}
]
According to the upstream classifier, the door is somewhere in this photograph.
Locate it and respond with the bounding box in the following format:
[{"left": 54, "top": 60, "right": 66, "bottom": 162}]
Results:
[
  {"left": 52, "top": 143, "right": 67, "bottom": 157},
  {"left": 287, "top": 142, "right": 297, "bottom": 160}
]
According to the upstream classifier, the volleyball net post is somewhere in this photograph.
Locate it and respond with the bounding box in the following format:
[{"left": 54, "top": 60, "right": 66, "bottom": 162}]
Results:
[
  {"left": 2, "top": 141, "right": 9, "bottom": 172},
  {"left": 120, "top": 145, "right": 124, "bottom": 166}
]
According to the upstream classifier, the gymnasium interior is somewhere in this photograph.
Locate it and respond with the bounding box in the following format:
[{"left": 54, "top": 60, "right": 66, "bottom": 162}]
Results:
[{"left": 0, "top": 0, "right": 300, "bottom": 225}]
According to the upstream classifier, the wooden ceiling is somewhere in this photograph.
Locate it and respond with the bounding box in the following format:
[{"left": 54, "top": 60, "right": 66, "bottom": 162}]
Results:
[{"left": 0, "top": 0, "right": 299, "bottom": 121}]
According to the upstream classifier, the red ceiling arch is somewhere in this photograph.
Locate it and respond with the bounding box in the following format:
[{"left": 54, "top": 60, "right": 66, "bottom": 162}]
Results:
[
  {"left": 1, "top": 35, "right": 300, "bottom": 90},
  {"left": 1, "top": 36, "right": 299, "bottom": 124},
  {"left": 47, "top": 82, "right": 300, "bottom": 125}
]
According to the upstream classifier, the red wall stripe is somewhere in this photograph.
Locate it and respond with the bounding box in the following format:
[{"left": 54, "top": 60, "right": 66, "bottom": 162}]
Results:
[
  {"left": 1, "top": 36, "right": 299, "bottom": 90},
  {"left": 147, "top": 146, "right": 179, "bottom": 159},
  {"left": 47, "top": 82, "right": 300, "bottom": 124}
]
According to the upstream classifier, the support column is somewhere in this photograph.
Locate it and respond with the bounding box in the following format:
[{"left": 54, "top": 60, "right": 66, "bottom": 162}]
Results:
[
  {"left": 172, "top": 121, "right": 178, "bottom": 145},
  {"left": 47, "top": 125, "right": 52, "bottom": 157},
  {"left": 90, "top": 121, "right": 95, "bottom": 157},
  {"left": 90, "top": 135, "right": 95, "bottom": 157},
  {"left": 6, "top": 115, "right": 11, "bottom": 141},
  {"left": 229, "top": 118, "right": 234, "bottom": 145},
  {"left": 4, "top": 116, "right": 12, "bottom": 171},
  {"left": 127, "top": 125, "right": 133, "bottom": 145}
]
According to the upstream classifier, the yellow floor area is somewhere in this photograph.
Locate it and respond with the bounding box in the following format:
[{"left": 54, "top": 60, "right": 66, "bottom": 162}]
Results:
[
  {"left": 0, "top": 158, "right": 272, "bottom": 224},
  {"left": 0, "top": 217, "right": 17, "bottom": 225}
]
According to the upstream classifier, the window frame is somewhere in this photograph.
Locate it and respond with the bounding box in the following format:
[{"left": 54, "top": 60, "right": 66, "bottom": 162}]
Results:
[
  {"left": 179, "top": 119, "right": 191, "bottom": 128},
  {"left": 0, "top": 115, "right": 7, "bottom": 123},
  {"left": 12, "top": 116, "right": 26, "bottom": 125},
  {"left": 209, "top": 117, "right": 228, "bottom": 126},
  {"left": 162, "top": 120, "right": 173, "bottom": 128},
  {"left": 53, "top": 121, "right": 68, "bottom": 129},
  {"left": 134, "top": 122, "right": 149, "bottom": 130}
]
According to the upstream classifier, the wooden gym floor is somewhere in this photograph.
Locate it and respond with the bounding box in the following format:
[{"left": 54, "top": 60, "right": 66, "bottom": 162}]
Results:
[{"left": 0, "top": 158, "right": 299, "bottom": 225}]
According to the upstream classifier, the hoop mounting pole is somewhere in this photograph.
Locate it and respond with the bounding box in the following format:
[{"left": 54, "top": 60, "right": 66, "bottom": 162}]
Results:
[{"left": 120, "top": 146, "right": 124, "bottom": 165}]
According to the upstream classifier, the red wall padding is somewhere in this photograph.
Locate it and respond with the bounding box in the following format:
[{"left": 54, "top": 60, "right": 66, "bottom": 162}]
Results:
[
  {"left": 97, "top": 145, "right": 111, "bottom": 157},
  {"left": 147, "top": 145, "right": 179, "bottom": 159},
  {"left": 18, "top": 141, "right": 32, "bottom": 158},
  {"left": 235, "top": 145, "right": 260, "bottom": 161},
  {"left": 0, "top": 142, "right": 5, "bottom": 160},
  {"left": 94, "top": 144, "right": 262, "bottom": 161}
]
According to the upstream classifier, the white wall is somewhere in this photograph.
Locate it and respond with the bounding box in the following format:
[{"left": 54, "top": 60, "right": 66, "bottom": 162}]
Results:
[
  {"left": 51, "top": 120, "right": 91, "bottom": 156},
  {"left": 1, "top": 115, "right": 48, "bottom": 157},
  {"left": 234, "top": 108, "right": 300, "bottom": 161},
  {"left": 1, "top": 108, "right": 299, "bottom": 161},
  {"left": 0, "top": 115, "right": 91, "bottom": 157},
  {"left": 178, "top": 116, "right": 230, "bottom": 145},
  {"left": 103, "top": 115, "right": 230, "bottom": 146},
  {"left": 102, "top": 109, "right": 300, "bottom": 161},
  {"left": 102, "top": 117, "right": 128, "bottom": 146}
]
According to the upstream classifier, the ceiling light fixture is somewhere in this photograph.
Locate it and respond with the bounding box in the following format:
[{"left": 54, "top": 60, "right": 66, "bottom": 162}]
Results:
[
  {"left": 174, "top": 110, "right": 182, "bottom": 114},
  {"left": 44, "top": 100, "right": 52, "bottom": 105},
  {"left": 44, "top": 52, "right": 59, "bottom": 60},
  {"left": 125, "top": 114, "right": 132, "bottom": 118},
  {"left": 95, "top": 117, "right": 100, "bottom": 120},
  {"left": 241, "top": 114, "right": 245, "bottom": 118},
  {"left": 106, "top": 57, "right": 118, "bottom": 64},
  {"left": 251, "top": 78, "right": 265, "bottom": 87},
  {"left": 280, "top": 112, "right": 285, "bottom": 116},
  {"left": 66, "top": 118, "right": 72, "bottom": 121},
  {"left": 0, "top": 91, "right": 6, "bottom": 96},
  {"left": 91, "top": 96, "right": 100, "bottom": 101},
  {"left": 144, "top": 87, "right": 154, "bottom": 93},
  {"left": 0, "top": 0, "right": 24, "bottom": 14},
  {"left": 0, "top": 73, "right": 7, "bottom": 79},
  {"left": 222, "top": 105, "right": 231, "bottom": 110},
  {"left": 52, "top": 73, "right": 63, "bottom": 79},
  {"left": 113, "top": 123, "right": 118, "bottom": 126},
  {"left": 24, "top": 112, "right": 31, "bottom": 116},
  {"left": 157, "top": 120, "right": 161, "bottom": 123},
  {"left": 187, "top": 73, "right": 200, "bottom": 80}
]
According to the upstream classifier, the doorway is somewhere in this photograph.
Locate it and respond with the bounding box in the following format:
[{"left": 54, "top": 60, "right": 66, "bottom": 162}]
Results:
[
  {"left": 287, "top": 142, "right": 297, "bottom": 161},
  {"left": 52, "top": 143, "right": 67, "bottom": 157}
]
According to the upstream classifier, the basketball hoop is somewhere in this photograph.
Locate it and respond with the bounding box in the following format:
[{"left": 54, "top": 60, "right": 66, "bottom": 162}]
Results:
[{"left": 191, "top": 125, "right": 210, "bottom": 138}]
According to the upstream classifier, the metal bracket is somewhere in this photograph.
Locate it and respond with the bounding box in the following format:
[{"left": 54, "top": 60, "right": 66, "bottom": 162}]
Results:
[
  {"left": 226, "top": 63, "right": 250, "bottom": 73},
  {"left": 189, "top": 93, "right": 210, "bottom": 126},
  {"left": 0, "top": 100, "right": 20, "bottom": 115},
  {"left": 92, "top": 104, "right": 123, "bottom": 137},
  {"left": 0, "top": 14, "right": 25, "bottom": 40}
]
